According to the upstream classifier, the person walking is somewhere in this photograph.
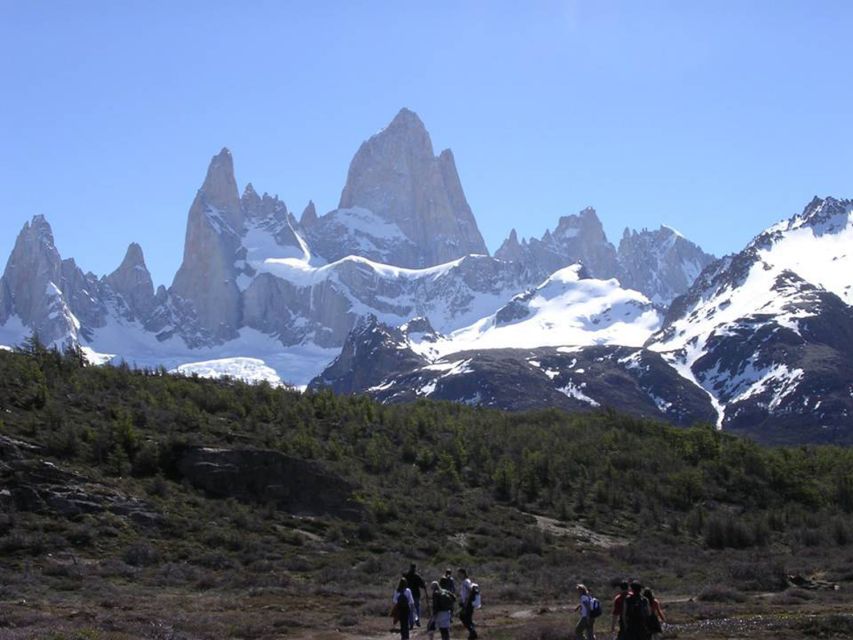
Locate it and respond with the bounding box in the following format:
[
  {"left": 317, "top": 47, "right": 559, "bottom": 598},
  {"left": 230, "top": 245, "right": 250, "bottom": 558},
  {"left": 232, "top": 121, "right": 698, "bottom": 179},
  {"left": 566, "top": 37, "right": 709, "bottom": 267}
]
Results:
[
  {"left": 440, "top": 568, "right": 456, "bottom": 595},
  {"left": 457, "top": 568, "right": 478, "bottom": 639},
  {"left": 430, "top": 580, "right": 456, "bottom": 640},
  {"left": 611, "top": 581, "right": 630, "bottom": 640},
  {"left": 621, "top": 581, "right": 651, "bottom": 640},
  {"left": 642, "top": 588, "right": 666, "bottom": 640},
  {"left": 392, "top": 577, "right": 416, "bottom": 639},
  {"left": 574, "top": 584, "right": 596, "bottom": 640},
  {"left": 404, "top": 563, "right": 427, "bottom": 627}
]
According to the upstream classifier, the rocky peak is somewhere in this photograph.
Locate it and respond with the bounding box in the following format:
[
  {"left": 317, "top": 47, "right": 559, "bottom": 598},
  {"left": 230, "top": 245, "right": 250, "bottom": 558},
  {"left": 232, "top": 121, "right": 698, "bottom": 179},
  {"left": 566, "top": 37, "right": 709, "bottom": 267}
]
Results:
[
  {"left": 199, "top": 147, "right": 242, "bottom": 231},
  {"left": 309, "top": 314, "right": 427, "bottom": 394},
  {"left": 170, "top": 149, "right": 245, "bottom": 343},
  {"left": 496, "top": 228, "right": 525, "bottom": 262},
  {"left": 104, "top": 243, "right": 156, "bottom": 320},
  {"left": 300, "top": 201, "right": 318, "bottom": 228},
  {"left": 2, "top": 215, "right": 64, "bottom": 316},
  {"left": 0, "top": 216, "right": 87, "bottom": 343},
  {"left": 793, "top": 196, "right": 852, "bottom": 235},
  {"left": 617, "top": 225, "right": 715, "bottom": 307},
  {"left": 241, "top": 183, "right": 288, "bottom": 222},
  {"left": 331, "top": 108, "right": 488, "bottom": 267}
]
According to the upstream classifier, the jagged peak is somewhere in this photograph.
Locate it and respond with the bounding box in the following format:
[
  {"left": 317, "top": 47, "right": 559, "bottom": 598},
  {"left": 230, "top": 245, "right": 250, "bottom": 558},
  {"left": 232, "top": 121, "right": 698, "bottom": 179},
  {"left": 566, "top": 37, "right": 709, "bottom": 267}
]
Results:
[
  {"left": 300, "top": 200, "right": 318, "bottom": 227},
  {"left": 387, "top": 107, "right": 425, "bottom": 131},
  {"left": 22, "top": 214, "right": 56, "bottom": 242},
  {"left": 358, "top": 107, "right": 433, "bottom": 159},
  {"left": 120, "top": 242, "right": 147, "bottom": 269},
  {"left": 198, "top": 147, "right": 240, "bottom": 222}
]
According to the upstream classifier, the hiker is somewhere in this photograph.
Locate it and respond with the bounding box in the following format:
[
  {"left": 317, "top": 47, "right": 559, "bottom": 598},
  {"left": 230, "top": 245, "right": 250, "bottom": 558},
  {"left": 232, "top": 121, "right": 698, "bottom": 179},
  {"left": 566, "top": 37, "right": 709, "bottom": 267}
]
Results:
[
  {"left": 440, "top": 567, "right": 456, "bottom": 595},
  {"left": 621, "top": 581, "right": 651, "bottom": 640},
  {"left": 610, "top": 580, "right": 630, "bottom": 639},
  {"left": 574, "top": 584, "right": 596, "bottom": 640},
  {"left": 457, "top": 568, "right": 478, "bottom": 639},
  {"left": 642, "top": 588, "right": 666, "bottom": 640},
  {"left": 392, "top": 577, "right": 416, "bottom": 639},
  {"left": 430, "top": 580, "right": 456, "bottom": 640},
  {"left": 404, "top": 563, "right": 427, "bottom": 627}
]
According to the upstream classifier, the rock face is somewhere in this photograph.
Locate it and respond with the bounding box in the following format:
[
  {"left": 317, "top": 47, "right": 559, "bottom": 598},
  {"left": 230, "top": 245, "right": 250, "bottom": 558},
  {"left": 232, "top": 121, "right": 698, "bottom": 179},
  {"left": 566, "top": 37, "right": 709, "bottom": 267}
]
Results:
[
  {"left": 104, "top": 243, "right": 156, "bottom": 322},
  {"left": 175, "top": 445, "right": 361, "bottom": 520},
  {"left": 309, "top": 108, "right": 489, "bottom": 267},
  {"left": 617, "top": 226, "right": 715, "bottom": 307},
  {"left": 0, "top": 435, "right": 158, "bottom": 525},
  {"left": 496, "top": 207, "right": 618, "bottom": 282},
  {"left": 649, "top": 196, "right": 853, "bottom": 443},
  {"left": 495, "top": 208, "right": 714, "bottom": 307},
  {"left": 309, "top": 315, "right": 428, "bottom": 394},
  {"left": 170, "top": 148, "right": 244, "bottom": 343},
  {"left": 0, "top": 216, "right": 93, "bottom": 344}
]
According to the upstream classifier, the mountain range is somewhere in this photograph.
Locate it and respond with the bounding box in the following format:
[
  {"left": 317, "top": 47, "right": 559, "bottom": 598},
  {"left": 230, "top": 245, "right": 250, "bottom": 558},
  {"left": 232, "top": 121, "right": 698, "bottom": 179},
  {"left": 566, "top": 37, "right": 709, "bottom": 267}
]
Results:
[{"left": 1, "top": 108, "right": 850, "bottom": 443}]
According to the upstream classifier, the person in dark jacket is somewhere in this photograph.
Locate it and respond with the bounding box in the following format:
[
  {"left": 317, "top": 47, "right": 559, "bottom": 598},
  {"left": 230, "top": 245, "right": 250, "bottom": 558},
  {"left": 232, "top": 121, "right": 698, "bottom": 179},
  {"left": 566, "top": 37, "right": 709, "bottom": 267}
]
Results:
[{"left": 404, "top": 563, "right": 427, "bottom": 627}]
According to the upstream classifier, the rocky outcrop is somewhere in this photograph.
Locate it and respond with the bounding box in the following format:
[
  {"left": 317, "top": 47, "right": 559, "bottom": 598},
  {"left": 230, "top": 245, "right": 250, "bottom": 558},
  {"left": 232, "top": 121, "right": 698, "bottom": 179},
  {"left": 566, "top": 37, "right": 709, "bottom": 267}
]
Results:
[
  {"left": 175, "top": 445, "right": 361, "bottom": 520},
  {"left": 311, "top": 108, "right": 489, "bottom": 267},
  {"left": 0, "top": 435, "right": 159, "bottom": 525}
]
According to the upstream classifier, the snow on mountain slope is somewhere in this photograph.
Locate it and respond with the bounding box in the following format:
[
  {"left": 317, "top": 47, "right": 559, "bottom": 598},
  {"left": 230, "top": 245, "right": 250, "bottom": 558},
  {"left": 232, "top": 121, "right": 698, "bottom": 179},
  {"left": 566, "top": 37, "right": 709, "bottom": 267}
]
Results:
[
  {"left": 414, "top": 264, "right": 661, "bottom": 358},
  {"left": 649, "top": 196, "right": 853, "bottom": 442},
  {"left": 654, "top": 197, "right": 853, "bottom": 353}
]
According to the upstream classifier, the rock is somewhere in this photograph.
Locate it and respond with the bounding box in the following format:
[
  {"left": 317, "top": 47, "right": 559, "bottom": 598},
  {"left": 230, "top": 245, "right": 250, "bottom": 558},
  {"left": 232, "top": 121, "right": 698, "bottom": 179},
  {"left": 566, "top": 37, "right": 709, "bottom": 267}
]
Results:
[
  {"left": 170, "top": 148, "right": 244, "bottom": 343},
  {"left": 103, "top": 243, "right": 156, "bottom": 321},
  {"left": 312, "top": 108, "right": 489, "bottom": 267},
  {"left": 309, "top": 315, "right": 427, "bottom": 394},
  {"left": 617, "top": 226, "right": 715, "bottom": 307},
  {"left": 175, "top": 446, "right": 362, "bottom": 520}
]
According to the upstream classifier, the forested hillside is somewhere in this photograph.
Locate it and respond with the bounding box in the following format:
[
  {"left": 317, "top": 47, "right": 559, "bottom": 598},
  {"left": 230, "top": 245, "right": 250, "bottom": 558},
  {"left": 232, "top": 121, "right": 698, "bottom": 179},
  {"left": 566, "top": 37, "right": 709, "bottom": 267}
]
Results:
[{"left": 2, "top": 340, "right": 853, "bottom": 638}]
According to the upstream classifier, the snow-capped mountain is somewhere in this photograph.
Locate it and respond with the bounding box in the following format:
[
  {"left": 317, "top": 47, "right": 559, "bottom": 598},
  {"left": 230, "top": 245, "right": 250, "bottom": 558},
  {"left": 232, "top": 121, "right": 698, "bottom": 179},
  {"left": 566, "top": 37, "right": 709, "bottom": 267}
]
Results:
[
  {"left": 649, "top": 196, "right": 853, "bottom": 443},
  {"left": 408, "top": 264, "right": 662, "bottom": 359},
  {"left": 2, "top": 106, "right": 846, "bottom": 444},
  {"left": 309, "top": 315, "right": 717, "bottom": 426},
  {"left": 495, "top": 209, "right": 715, "bottom": 307}
]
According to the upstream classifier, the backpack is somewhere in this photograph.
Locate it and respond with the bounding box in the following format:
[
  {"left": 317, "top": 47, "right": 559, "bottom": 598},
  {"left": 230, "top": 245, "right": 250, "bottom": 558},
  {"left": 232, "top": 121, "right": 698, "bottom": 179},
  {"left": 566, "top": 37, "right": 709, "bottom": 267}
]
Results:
[
  {"left": 588, "top": 595, "right": 602, "bottom": 619},
  {"left": 623, "top": 593, "right": 650, "bottom": 631},
  {"left": 437, "top": 588, "right": 456, "bottom": 611},
  {"left": 470, "top": 583, "right": 482, "bottom": 609},
  {"left": 397, "top": 589, "right": 410, "bottom": 613}
]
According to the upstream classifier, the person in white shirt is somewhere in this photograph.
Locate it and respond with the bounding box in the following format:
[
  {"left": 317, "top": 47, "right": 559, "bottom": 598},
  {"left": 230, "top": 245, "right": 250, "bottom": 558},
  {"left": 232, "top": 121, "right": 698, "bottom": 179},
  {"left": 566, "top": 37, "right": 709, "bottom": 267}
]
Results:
[
  {"left": 457, "top": 568, "right": 478, "bottom": 639},
  {"left": 392, "top": 577, "right": 416, "bottom": 639},
  {"left": 574, "top": 584, "right": 596, "bottom": 640}
]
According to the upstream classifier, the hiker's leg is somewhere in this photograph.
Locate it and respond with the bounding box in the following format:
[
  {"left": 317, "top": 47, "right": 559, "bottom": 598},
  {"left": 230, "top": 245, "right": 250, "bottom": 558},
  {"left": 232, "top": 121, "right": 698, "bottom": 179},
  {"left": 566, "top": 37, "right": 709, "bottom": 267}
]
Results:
[
  {"left": 575, "top": 617, "right": 587, "bottom": 640},
  {"left": 414, "top": 599, "right": 421, "bottom": 625},
  {"left": 468, "top": 606, "right": 477, "bottom": 638},
  {"left": 439, "top": 628, "right": 450, "bottom": 640},
  {"left": 586, "top": 618, "right": 595, "bottom": 640},
  {"left": 400, "top": 615, "right": 409, "bottom": 639}
]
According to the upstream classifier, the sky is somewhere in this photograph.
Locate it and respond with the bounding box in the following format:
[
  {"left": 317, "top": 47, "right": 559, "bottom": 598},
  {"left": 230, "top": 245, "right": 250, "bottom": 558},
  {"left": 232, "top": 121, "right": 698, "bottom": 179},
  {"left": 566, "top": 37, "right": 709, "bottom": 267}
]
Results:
[{"left": 1, "top": 0, "right": 852, "bottom": 288}]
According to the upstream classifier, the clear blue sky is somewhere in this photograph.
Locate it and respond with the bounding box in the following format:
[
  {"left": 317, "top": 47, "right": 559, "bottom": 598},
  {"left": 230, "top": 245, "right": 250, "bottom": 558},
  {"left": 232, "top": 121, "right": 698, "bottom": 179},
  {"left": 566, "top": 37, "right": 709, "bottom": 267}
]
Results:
[{"left": 2, "top": 1, "right": 851, "bottom": 287}]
